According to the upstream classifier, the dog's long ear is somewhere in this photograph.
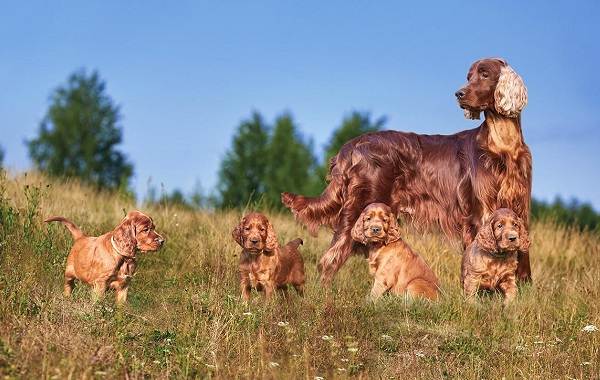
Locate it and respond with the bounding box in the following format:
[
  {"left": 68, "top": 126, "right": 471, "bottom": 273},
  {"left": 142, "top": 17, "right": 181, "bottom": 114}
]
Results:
[
  {"left": 113, "top": 215, "right": 137, "bottom": 256},
  {"left": 351, "top": 211, "right": 366, "bottom": 244},
  {"left": 264, "top": 219, "right": 279, "bottom": 253},
  {"left": 494, "top": 63, "right": 528, "bottom": 118},
  {"left": 476, "top": 214, "right": 497, "bottom": 253},
  {"left": 232, "top": 217, "right": 245, "bottom": 247},
  {"left": 517, "top": 217, "right": 531, "bottom": 252},
  {"left": 385, "top": 213, "right": 402, "bottom": 245}
]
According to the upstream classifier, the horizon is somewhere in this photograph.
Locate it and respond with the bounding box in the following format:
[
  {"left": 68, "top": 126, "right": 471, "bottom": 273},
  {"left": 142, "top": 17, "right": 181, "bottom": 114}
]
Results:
[{"left": 1, "top": 1, "right": 599, "bottom": 208}]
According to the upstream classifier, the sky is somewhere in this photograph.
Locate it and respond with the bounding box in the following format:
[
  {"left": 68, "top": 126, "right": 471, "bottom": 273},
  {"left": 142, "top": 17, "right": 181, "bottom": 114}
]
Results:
[{"left": 1, "top": 1, "right": 599, "bottom": 208}]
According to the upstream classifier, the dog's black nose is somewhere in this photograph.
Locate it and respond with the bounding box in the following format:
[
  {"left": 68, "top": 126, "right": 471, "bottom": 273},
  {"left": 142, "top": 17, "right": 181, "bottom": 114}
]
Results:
[
  {"left": 455, "top": 90, "right": 465, "bottom": 99},
  {"left": 508, "top": 234, "right": 518, "bottom": 242},
  {"left": 250, "top": 237, "right": 260, "bottom": 244},
  {"left": 371, "top": 226, "right": 381, "bottom": 234}
]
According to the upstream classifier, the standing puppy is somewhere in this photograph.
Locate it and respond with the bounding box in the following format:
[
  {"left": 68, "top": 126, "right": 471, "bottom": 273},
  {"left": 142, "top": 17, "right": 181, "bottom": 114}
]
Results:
[
  {"left": 461, "top": 208, "right": 530, "bottom": 305},
  {"left": 45, "top": 210, "right": 164, "bottom": 304},
  {"left": 232, "top": 213, "right": 305, "bottom": 301},
  {"left": 351, "top": 203, "right": 440, "bottom": 301}
]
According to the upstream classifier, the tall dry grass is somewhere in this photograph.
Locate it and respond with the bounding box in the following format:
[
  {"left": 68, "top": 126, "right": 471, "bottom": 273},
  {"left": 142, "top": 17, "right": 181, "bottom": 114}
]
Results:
[{"left": 0, "top": 171, "right": 598, "bottom": 379}]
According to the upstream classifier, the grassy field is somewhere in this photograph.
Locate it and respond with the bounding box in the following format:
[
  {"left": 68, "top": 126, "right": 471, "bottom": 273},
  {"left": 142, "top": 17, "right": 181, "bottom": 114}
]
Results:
[{"left": 0, "top": 171, "right": 599, "bottom": 379}]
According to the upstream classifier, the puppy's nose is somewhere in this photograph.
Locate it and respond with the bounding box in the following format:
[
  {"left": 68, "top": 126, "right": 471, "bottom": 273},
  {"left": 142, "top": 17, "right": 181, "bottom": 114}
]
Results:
[
  {"left": 157, "top": 237, "right": 165, "bottom": 244},
  {"left": 250, "top": 237, "right": 260, "bottom": 244},
  {"left": 508, "top": 233, "right": 518, "bottom": 242},
  {"left": 455, "top": 90, "right": 465, "bottom": 99},
  {"left": 371, "top": 226, "right": 381, "bottom": 234}
]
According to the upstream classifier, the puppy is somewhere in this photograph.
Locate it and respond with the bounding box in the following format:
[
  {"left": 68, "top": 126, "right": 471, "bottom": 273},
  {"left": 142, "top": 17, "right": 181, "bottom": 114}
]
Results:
[
  {"left": 461, "top": 208, "right": 530, "bottom": 305},
  {"left": 45, "top": 210, "right": 164, "bottom": 304},
  {"left": 351, "top": 203, "right": 440, "bottom": 301},
  {"left": 232, "top": 212, "right": 305, "bottom": 301}
]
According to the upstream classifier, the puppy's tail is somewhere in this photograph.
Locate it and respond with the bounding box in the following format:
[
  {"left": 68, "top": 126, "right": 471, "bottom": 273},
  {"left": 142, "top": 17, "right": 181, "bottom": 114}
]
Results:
[
  {"left": 285, "top": 238, "right": 303, "bottom": 251},
  {"left": 44, "top": 216, "right": 84, "bottom": 240}
]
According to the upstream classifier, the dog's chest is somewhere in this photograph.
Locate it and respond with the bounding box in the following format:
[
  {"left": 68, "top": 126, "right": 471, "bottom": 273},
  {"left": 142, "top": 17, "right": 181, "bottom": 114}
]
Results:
[
  {"left": 111, "top": 258, "right": 136, "bottom": 284},
  {"left": 477, "top": 257, "right": 517, "bottom": 288}
]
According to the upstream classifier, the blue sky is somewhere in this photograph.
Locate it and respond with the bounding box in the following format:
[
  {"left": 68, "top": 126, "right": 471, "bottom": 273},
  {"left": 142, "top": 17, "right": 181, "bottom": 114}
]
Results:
[{"left": 1, "top": 1, "right": 599, "bottom": 208}]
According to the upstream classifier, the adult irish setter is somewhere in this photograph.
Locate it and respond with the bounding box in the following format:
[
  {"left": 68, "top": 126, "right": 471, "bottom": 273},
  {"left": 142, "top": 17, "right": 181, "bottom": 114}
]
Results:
[{"left": 282, "top": 58, "right": 532, "bottom": 284}]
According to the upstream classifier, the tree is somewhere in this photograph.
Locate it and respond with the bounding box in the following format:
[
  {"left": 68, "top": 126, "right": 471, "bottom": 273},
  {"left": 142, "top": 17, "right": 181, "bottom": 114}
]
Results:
[
  {"left": 311, "top": 111, "right": 387, "bottom": 192},
  {"left": 0, "top": 145, "right": 4, "bottom": 168},
  {"left": 27, "top": 69, "right": 133, "bottom": 190},
  {"left": 217, "top": 112, "right": 269, "bottom": 207},
  {"left": 264, "top": 113, "right": 317, "bottom": 207}
]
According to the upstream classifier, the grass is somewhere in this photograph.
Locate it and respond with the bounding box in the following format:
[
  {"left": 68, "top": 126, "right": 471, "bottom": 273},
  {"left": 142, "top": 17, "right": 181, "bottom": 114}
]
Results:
[{"left": 0, "top": 171, "right": 599, "bottom": 379}]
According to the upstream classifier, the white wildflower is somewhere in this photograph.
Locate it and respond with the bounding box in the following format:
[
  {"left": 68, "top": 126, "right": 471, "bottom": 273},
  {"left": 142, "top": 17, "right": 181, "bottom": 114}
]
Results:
[
  {"left": 242, "top": 312, "right": 253, "bottom": 316},
  {"left": 321, "top": 335, "right": 334, "bottom": 341},
  {"left": 533, "top": 340, "right": 544, "bottom": 345},
  {"left": 581, "top": 362, "right": 591, "bottom": 366},
  {"left": 269, "top": 362, "right": 280, "bottom": 368},
  {"left": 314, "top": 377, "right": 325, "bottom": 380},
  {"left": 277, "top": 321, "right": 289, "bottom": 327},
  {"left": 347, "top": 347, "right": 358, "bottom": 353},
  {"left": 582, "top": 324, "right": 598, "bottom": 333},
  {"left": 340, "top": 358, "right": 349, "bottom": 362},
  {"left": 337, "top": 368, "right": 346, "bottom": 372},
  {"left": 415, "top": 350, "right": 425, "bottom": 358},
  {"left": 381, "top": 334, "right": 393, "bottom": 340},
  {"left": 515, "top": 345, "right": 526, "bottom": 351}
]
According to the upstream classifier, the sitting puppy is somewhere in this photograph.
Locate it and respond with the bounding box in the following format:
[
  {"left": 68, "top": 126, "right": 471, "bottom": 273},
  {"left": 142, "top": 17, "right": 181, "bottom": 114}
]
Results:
[
  {"left": 232, "top": 212, "right": 305, "bottom": 301},
  {"left": 45, "top": 210, "right": 164, "bottom": 304},
  {"left": 461, "top": 208, "right": 530, "bottom": 305},
  {"left": 351, "top": 203, "right": 440, "bottom": 301}
]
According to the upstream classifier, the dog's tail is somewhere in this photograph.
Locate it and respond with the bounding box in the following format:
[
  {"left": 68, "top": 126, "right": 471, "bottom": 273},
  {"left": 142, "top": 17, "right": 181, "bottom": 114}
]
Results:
[
  {"left": 284, "top": 238, "right": 303, "bottom": 251},
  {"left": 281, "top": 173, "right": 344, "bottom": 236},
  {"left": 44, "top": 216, "right": 85, "bottom": 240}
]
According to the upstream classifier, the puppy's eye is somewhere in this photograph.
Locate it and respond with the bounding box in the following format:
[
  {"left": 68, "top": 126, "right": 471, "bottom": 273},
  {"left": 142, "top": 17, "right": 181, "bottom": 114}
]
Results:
[
  {"left": 496, "top": 223, "right": 503, "bottom": 229},
  {"left": 365, "top": 217, "right": 371, "bottom": 221},
  {"left": 260, "top": 227, "right": 265, "bottom": 232},
  {"left": 244, "top": 226, "right": 250, "bottom": 231},
  {"left": 481, "top": 71, "right": 489, "bottom": 79}
]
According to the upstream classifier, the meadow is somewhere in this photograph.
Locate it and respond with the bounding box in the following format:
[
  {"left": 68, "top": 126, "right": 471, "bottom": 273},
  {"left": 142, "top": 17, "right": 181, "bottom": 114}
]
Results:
[{"left": 0, "top": 171, "right": 598, "bottom": 379}]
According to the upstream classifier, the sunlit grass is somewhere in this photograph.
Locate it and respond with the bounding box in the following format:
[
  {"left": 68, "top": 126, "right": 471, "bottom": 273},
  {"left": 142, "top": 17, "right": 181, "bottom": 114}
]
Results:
[{"left": 0, "top": 171, "right": 598, "bottom": 379}]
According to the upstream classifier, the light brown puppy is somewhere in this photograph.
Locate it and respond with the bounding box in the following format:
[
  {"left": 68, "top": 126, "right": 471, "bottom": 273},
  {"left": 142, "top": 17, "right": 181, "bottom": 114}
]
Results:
[
  {"left": 461, "top": 208, "right": 530, "bottom": 305},
  {"left": 232, "top": 212, "right": 305, "bottom": 301},
  {"left": 45, "top": 210, "right": 164, "bottom": 304},
  {"left": 351, "top": 203, "right": 440, "bottom": 301}
]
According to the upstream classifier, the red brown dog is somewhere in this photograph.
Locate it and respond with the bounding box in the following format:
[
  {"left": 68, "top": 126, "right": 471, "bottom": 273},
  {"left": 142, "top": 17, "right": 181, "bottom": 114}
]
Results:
[
  {"left": 232, "top": 212, "right": 305, "bottom": 301},
  {"left": 351, "top": 203, "right": 440, "bottom": 301},
  {"left": 45, "top": 210, "right": 164, "bottom": 304}
]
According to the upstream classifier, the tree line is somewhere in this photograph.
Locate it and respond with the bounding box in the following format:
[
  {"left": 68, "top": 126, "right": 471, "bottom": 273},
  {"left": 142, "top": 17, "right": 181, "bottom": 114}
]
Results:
[{"left": 2, "top": 69, "right": 598, "bottom": 231}]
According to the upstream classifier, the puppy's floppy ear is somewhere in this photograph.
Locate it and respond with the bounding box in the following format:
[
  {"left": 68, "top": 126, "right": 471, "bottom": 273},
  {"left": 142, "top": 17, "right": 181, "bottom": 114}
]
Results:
[
  {"left": 494, "top": 63, "right": 528, "bottom": 118},
  {"left": 476, "top": 215, "right": 497, "bottom": 253},
  {"left": 232, "top": 217, "right": 245, "bottom": 247},
  {"left": 385, "top": 212, "right": 402, "bottom": 245},
  {"left": 351, "top": 211, "right": 366, "bottom": 244},
  {"left": 517, "top": 217, "right": 531, "bottom": 252},
  {"left": 264, "top": 219, "right": 278, "bottom": 253},
  {"left": 113, "top": 216, "right": 137, "bottom": 256}
]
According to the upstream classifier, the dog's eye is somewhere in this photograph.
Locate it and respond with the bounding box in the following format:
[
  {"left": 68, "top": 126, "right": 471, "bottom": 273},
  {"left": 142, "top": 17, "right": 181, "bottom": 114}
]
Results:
[
  {"left": 496, "top": 223, "right": 503, "bottom": 229},
  {"left": 244, "top": 226, "right": 250, "bottom": 231},
  {"left": 365, "top": 217, "right": 371, "bottom": 221},
  {"left": 260, "top": 227, "right": 265, "bottom": 231},
  {"left": 481, "top": 71, "right": 489, "bottom": 79}
]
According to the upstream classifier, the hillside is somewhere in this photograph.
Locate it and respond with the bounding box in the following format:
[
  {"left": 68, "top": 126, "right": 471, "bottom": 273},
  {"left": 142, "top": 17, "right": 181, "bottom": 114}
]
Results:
[{"left": 0, "top": 171, "right": 598, "bottom": 379}]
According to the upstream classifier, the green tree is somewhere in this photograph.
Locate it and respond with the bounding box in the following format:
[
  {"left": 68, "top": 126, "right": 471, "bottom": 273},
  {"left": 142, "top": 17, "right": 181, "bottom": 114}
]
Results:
[
  {"left": 217, "top": 112, "right": 269, "bottom": 208},
  {"left": 264, "top": 113, "right": 317, "bottom": 207},
  {"left": 27, "top": 69, "right": 133, "bottom": 191},
  {"left": 311, "top": 111, "right": 386, "bottom": 192}
]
